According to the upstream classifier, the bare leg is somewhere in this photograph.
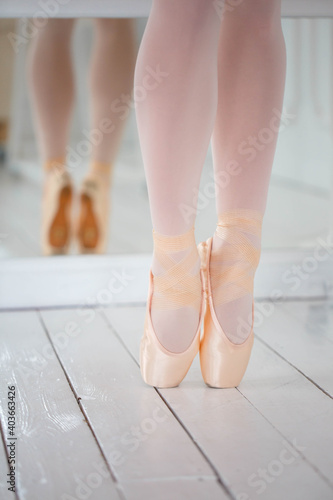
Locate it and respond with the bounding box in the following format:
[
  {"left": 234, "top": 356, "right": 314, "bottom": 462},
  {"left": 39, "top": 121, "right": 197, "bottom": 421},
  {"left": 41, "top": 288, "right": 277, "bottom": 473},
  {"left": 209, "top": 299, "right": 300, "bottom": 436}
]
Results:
[
  {"left": 88, "top": 18, "right": 136, "bottom": 176},
  {"left": 27, "top": 19, "right": 75, "bottom": 255},
  {"left": 135, "top": 0, "right": 221, "bottom": 352},
  {"left": 211, "top": 0, "right": 287, "bottom": 343},
  {"left": 77, "top": 19, "right": 136, "bottom": 254},
  {"left": 27, "top": 19, "right": 75, "bottom": 165}
]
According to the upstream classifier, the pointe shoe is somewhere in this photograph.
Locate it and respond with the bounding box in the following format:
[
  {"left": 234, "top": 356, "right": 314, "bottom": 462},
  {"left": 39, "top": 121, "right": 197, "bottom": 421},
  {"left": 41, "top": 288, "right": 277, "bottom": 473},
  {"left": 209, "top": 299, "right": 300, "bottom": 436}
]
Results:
[
  {"left": 198, "top": 238, "right": 254, "bottom": 388},
  {"left": 41, "top": 167, "right": 73, "bottom": 256},
  {"left": 140, "top": 269, "right": 205, "bottom": 388},
  {"left": 77, "top": 173, "right": 110, "bottom": 254}
]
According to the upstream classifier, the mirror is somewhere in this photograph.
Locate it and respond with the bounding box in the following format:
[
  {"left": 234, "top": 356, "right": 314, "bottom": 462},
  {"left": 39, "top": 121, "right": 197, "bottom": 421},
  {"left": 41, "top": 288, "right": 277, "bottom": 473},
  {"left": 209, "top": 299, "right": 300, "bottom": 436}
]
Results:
[{"left": 0, "top": 17, "right": 332, "bottom": 259}]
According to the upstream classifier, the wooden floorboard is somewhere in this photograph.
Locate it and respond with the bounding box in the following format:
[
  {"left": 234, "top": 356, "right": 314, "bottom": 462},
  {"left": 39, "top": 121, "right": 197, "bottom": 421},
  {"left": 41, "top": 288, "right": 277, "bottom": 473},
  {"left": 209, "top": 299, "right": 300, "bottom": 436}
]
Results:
[
  {"left": 254, "top": 300, "right": 333, "bottom": 397},
  {"left": 241, "top": 331, "right": 333, "bottom": 487},
  {"left": 1, "top": 276, "right": 332, "bottom": 498},
  {"left": 40, "top": 309, "right": 220, "bottom": 492},
  {"left": 0, "top": 311, "right": 121, "bottom": 500},
  {"left": 104, "top": 305, "right": 333, "bottom": 500},
  {"left": 0, "top": 434, "right": 15, "bottom": 500},
  {"left": 121, "top": 478, "right": 228, "bottom": 500},
  {"left": 0, "top": 170, "right": 40, "bottom": 258}
]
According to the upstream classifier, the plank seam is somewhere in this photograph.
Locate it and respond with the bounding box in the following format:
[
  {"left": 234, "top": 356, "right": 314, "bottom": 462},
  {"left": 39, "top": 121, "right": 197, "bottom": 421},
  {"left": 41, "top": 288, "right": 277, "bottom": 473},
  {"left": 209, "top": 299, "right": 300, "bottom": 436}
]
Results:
[
  {"left": 100, "top": 310, "right": 235, "bottom": 500},
  {"left": 37, "top": 309, "right": 126, "bottom": 500},
  {"left": 254, "top": 334, "right": 333, "bottom": 401},
  {"left": 237, "top": 383, "right": 333, "bottom": 491}
]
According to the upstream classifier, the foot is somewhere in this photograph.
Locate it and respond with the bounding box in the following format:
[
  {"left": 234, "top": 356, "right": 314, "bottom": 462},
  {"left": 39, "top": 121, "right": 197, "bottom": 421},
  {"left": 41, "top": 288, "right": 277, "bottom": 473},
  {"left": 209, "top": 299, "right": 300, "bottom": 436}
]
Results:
[
  {"left": 210, "top": 209, "right": 262, "bottom": 344},
  {"left": 77, "top": 170, "right": 111, "bottom": 254},
  {"left": 42, "top": 161, "right": 73, "bottom": 255},
  {"left": 150, "top": 227, "right": 202, "bottom": 353}
]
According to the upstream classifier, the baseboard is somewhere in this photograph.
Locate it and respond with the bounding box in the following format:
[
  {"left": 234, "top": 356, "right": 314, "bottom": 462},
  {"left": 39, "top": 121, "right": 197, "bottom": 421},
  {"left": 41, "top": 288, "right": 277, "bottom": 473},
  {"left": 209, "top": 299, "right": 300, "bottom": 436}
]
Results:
[{"left": 0, "top": 249, "right": 332, "bottom": 310}]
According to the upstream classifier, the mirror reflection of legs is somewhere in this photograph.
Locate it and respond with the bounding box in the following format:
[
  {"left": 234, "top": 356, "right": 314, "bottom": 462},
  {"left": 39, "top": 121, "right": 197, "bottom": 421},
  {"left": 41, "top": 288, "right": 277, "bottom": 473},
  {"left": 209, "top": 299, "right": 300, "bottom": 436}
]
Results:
[{"left": 27, "top": 18, "right": 136, "bottom": 255}]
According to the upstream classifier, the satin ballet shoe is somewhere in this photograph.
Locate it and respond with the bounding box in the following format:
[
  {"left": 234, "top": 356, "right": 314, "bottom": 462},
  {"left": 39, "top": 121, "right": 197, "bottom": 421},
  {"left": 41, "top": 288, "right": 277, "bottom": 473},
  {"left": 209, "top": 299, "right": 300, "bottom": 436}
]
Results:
[
  {"left": 198, "top": 237, "right": 254, "bottom": 388},
  {"left": 77, "top": 173, "right": 110, "bottom": 254},
  {"left": 140, "top": 269, "right": 205, "bottom": 388},
  {"left": 41, "top": 166, "right": 73, "bottom": 256}
]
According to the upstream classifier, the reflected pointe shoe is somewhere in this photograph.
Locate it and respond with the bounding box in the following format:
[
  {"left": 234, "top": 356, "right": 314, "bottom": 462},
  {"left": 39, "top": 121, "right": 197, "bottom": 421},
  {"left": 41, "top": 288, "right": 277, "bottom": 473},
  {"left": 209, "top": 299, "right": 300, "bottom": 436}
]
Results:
[
  {"left": 140, "top": 228, "right": 205, "bottom": 388},
  {"left": 77, "top": 172, "right": 110, "bottom": 254},
  {"left": 41, "top": 161, "right": 73, "bottom": 256},
  {"left": 198, "top": 210, "right": 262, "bottom": 388}
]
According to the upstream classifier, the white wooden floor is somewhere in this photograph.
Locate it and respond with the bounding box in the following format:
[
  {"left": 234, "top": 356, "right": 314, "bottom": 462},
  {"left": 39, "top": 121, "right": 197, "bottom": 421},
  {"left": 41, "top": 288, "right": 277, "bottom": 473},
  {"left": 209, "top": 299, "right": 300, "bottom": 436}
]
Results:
[{"left": 0, "top": 255, "right": 333, "bottom": 500}]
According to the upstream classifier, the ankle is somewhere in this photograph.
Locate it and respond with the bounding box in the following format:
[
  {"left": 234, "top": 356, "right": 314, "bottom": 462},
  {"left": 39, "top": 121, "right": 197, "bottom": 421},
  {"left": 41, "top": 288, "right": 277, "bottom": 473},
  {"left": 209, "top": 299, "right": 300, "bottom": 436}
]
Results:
[
  {"left": 152, "top": 247, "right": 200, "bottom": 276},
  {"left": 212, "top": 226, "right": 261, "bottom": 256},
  {"left": 151, "top": 227, "right": 201, "bottom": 308},
  {"left": 210, "top": 209, "right": 263, "bottom": 343},
  {"left": 88, "top": 160, "right": 112, "bottom": 181},
  {"left": 213, "top": 209, "right": 263, "bottom": 255},
  {"left": 43, "top": 157, "right": 67, "bottom": 176},
  {"left": 152, "top": 228, "right": 200, "bottom": 276}
]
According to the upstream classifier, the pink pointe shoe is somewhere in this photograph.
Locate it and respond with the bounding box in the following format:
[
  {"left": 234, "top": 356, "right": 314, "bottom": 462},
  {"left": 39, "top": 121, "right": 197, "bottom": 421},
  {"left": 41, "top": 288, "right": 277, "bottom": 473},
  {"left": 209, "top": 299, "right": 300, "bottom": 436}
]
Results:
[
  {"left": 140, "top": 227, "right": 205, "bottom": 388},
  {"left": 41, "top": 165, "right": 73, "bottom": 256},
  {"left": 140, "top": 270, "right": 205, "bottom": 388},
  {"left": 77, "top": 173, "right": 110, "bottom": 254},
  {"left": 198, "top": 238, "right": 254, "bottom": 388}
]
